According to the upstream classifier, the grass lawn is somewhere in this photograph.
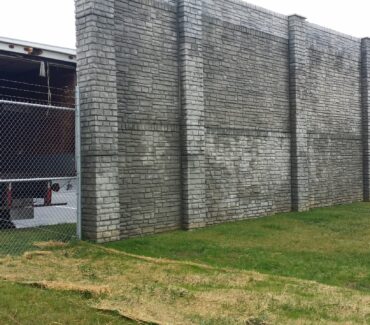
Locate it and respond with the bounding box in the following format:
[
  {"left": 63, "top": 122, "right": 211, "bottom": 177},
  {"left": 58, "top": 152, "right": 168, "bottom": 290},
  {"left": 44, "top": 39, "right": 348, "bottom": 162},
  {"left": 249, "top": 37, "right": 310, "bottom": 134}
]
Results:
[
  {"left": 0, "top": 202, "right": 370, "bottom": 324},
  {"left": 106, "top": 202, "right": 370, "bottom": 292},
  {"left": 0, "top": 280, "right": 133, "bottom": 325},
  {"left": 1, "top": 241, "right": 370, "bottom": 324}
]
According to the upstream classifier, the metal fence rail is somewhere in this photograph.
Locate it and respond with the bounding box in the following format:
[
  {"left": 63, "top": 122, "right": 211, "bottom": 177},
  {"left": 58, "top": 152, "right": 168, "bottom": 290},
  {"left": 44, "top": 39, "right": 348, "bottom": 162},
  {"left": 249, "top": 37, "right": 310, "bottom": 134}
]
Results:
[{"left": 0, "top": 98, "right": 78, "bottom": 255}]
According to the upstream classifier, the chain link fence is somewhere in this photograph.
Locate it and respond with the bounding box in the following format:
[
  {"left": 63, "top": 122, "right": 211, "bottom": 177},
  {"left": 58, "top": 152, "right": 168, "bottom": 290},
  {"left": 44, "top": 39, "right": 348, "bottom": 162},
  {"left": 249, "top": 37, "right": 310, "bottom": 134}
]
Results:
[{"left": 0, "top": 95, "right": 79, "bottom": 255}]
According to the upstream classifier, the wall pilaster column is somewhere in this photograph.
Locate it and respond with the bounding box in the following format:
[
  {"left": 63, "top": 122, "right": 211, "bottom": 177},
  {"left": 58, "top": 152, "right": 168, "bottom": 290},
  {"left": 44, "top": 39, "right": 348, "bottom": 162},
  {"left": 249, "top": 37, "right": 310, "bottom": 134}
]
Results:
[
  {"left": 288, "top": 15, "right": 310, "bottom": 211},
  {"left": 178, "top": 0, "right": 207, "bottom": 229},
  {"left": 361, "top": 38, "right": 370, "bottom": 201},
  {"left": 76, "top": 0, "right": 120, "bottom": 242}
]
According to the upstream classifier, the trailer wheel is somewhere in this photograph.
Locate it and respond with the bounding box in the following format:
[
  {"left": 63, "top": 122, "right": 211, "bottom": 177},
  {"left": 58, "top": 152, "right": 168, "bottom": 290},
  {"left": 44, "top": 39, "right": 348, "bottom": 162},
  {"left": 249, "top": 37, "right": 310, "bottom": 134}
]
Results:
[{"left": 52, "top": 183, "right": 60, "bottom": 192}]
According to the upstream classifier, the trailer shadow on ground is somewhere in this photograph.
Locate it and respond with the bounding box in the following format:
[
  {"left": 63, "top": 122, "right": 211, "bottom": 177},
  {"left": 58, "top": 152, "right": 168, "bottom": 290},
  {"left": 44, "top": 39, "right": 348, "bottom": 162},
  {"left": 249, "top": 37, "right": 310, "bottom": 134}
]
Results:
[{"left": 0, "top": 223, "right": 76, "bottom": 255}]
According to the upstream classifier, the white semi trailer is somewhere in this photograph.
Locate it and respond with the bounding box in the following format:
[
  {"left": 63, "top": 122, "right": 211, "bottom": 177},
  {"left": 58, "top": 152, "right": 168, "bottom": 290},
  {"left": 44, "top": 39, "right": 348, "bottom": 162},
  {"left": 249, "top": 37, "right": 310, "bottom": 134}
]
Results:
[{"left": 0, "top": 37, "right": 76, "bottom": 228}]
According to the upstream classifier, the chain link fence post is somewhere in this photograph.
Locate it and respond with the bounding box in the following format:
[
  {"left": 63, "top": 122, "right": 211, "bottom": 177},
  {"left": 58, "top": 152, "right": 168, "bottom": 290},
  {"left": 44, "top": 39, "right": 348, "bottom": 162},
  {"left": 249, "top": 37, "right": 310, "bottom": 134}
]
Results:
[{"left": 75, "top": 86, "right": 82, "bottom": 240}]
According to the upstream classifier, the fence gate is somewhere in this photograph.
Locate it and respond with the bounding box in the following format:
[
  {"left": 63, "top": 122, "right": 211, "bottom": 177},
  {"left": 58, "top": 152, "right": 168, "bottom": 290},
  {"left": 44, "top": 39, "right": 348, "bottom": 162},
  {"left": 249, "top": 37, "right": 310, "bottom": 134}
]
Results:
[{"left": 0, "top": 93, "right": 80, "bottom": 255}]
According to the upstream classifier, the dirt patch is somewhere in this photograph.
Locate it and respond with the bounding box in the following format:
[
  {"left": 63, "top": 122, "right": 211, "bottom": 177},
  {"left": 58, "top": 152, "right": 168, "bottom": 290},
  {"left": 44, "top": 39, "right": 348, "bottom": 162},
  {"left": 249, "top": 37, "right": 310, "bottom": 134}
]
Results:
[{"left": 32, "top": 241, "right": 69, "bottom": 249}]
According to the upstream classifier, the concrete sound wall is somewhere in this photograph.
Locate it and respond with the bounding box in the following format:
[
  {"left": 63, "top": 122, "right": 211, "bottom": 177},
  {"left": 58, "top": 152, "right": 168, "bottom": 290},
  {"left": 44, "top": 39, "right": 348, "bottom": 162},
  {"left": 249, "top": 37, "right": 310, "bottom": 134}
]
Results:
[{"left": 76, "top": 0, "right": 370, "bottom": 242}]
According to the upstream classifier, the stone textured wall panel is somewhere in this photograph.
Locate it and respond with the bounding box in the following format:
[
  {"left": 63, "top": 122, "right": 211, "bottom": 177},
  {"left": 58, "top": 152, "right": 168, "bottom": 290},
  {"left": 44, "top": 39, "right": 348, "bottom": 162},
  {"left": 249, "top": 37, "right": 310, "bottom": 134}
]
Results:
[
  {"left": 115, "top": 0, "right": 182, "bottom": 237},
  {"left": 76, "top": 0, "right": 370, "bottom": 241},
  {"left": 305, "top": 24, "right": 363, "bottom": 207}
]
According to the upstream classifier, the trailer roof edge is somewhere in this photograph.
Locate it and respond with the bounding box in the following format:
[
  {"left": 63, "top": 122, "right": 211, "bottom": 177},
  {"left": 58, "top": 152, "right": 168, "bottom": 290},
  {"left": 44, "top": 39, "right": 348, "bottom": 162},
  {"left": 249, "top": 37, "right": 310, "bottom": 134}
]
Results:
[{"left": 0, "top": 36, "right": 76, "bottom": 64}]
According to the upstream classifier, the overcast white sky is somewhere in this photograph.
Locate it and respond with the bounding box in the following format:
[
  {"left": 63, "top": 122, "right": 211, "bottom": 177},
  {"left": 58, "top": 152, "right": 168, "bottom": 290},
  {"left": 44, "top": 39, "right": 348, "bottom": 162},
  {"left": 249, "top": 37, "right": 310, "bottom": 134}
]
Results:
[{"left": 0, "top": 0, "right": 369, "bottom": 49}]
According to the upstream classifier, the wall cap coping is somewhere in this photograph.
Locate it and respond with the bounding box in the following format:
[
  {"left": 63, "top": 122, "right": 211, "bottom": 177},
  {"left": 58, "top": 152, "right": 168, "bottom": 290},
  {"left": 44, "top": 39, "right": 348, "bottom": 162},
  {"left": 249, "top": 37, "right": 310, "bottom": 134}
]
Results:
[{"left": 288, "top": 14, "right": 307, "bottom": 20}]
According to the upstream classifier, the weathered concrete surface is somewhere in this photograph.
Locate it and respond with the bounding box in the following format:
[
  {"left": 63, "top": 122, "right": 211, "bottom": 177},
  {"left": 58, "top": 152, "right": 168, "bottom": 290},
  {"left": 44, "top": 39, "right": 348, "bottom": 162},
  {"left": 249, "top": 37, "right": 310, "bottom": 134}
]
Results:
[{"left": 76, "top": 0, "right": 369, "bottom": 241}]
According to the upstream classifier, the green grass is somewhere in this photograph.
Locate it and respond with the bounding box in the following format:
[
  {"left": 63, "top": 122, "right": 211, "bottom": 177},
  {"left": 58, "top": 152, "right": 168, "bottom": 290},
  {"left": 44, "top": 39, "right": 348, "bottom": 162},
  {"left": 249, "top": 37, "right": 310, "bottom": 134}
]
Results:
[
  {"left": 0, "top": 223, "right": 77, "bottom": 255},
  {"left": 2, "top": 202, "right": 370, "bottom": 323},
  {"left": 2, "top": 241, "right": 370, "bottom": 324},
  {"left": 106, "top": 202, "right": 370, "bottom": 292},
  {"left": 0, "top": 280, "right": 133, "bottom": 325}
]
